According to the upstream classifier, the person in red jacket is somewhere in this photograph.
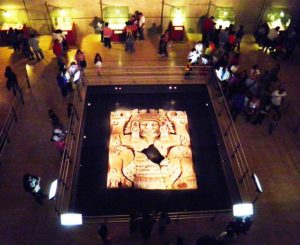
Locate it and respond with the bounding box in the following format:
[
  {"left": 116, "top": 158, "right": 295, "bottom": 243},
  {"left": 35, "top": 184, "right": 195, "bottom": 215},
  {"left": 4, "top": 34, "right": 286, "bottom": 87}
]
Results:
[
  {"left": 228, "top": 31, "right": 236, "bottom": 51},
  {"left": 202, "top": 16, "right": 215, "bottom": 43},
  {"left": 53, "top": 39, "right": 63, "bottom": 67}
]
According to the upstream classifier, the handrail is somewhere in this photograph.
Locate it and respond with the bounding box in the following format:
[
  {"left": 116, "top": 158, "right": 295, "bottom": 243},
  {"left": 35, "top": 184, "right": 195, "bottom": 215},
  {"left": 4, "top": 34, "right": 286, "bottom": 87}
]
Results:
[
  {"left": 53, "top": 65, "right": 257, "bottom": 219},
  {"left": 54, "top": 104, "right": 80, "bottom": 215},
  {"left": 84, "top": 209, "right": 232, "bottom": 223},
  {"left": 207, "top": 69, "right": 256, "bottom": 202},
  {"left": 0, "top": 88, "right": 24, "bottom": 163}
]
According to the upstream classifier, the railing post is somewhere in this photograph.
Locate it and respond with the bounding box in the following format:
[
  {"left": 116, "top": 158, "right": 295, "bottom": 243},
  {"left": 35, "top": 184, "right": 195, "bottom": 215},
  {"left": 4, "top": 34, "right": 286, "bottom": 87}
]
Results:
[
  {"left": 25, "top": 64, "right": 31, "bottom": 88},
  {"left": 231, "top": 143, "right": 240, "bottom": 158},
  {"left": 19, "top": 88, "right": 24, "bottom": 104},
  {"left": 224, "top": 121, "right": 232, "bottom": 136},
  {"left": 12, "top": 107, "right": 18, "bottom": 122},
  {"left": 239, "top": 169, "right": 249, "bottom": 183},
  {"left": 218, "top": 105, "right": 224, "bottom": 117}
]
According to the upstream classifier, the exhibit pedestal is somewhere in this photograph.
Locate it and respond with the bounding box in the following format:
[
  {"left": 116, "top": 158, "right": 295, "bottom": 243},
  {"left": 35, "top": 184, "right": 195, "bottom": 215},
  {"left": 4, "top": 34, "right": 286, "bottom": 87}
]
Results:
[
  {"left": 171, "top": 25, "right": 185, "bottom": 41},
  {"left": 0, "top": 23, "right": 24, "bottom": 46},
  {"left": 55, "top": 22, "right": 76, "bottom": 45}
]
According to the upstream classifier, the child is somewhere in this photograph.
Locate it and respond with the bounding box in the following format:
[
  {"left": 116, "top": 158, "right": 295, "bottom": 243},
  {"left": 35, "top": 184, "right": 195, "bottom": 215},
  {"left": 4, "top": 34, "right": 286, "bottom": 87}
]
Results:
[{"left": 94, "top": 53, "right": 103, "bottom": 76}]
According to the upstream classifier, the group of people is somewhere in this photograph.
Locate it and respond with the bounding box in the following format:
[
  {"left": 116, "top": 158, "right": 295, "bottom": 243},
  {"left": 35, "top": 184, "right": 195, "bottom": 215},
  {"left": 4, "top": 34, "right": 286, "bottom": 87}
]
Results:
[
  {"left": 254, "top": 22, "right": 297, "bottom": 60},
  {"left": 91, "top": 10, "right": 145, "bottom": 52},
  {"left": 54, "top": 47, "right": 89, "bottom": 97},
  {"left": 48, "top": 109, "right": 66, "bottom": 155},
  {"left": 202, "top": 16, "right": 245, "bottom": 53},
  {"left": 184, "top": 20, "right": 288, "bottom": 128},
  {"left": 97, "top": 211, "right": 171, "bottom": 243},
  {"left": 8, "top": 27, "right": 44, "bottom": 61}
]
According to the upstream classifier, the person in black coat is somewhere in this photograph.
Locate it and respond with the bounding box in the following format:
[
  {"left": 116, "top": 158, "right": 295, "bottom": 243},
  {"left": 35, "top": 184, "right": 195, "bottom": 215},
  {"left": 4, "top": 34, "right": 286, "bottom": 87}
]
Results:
[{"left": 5, "top": 66, "right": 19, "bottom": 96}]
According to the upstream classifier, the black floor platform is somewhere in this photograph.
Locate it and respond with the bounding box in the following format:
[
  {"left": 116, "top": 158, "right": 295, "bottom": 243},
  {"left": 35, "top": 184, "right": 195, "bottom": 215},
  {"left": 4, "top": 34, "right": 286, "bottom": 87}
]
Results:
[{"left": 70, "top": 84, "right": 241, "bottom": 216}]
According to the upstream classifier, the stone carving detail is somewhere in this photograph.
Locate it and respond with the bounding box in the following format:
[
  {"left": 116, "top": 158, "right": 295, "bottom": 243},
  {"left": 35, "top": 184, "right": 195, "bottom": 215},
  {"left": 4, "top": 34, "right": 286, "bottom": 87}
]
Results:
[{"left": 107, "top": 109, "right": 197, "bottom": 190}]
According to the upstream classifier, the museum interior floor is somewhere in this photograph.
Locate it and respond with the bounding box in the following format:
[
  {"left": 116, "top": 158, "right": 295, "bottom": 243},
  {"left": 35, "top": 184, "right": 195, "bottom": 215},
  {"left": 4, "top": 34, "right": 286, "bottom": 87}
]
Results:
[{"left": 0, "top": 32, "right": 300, "bottom": 245}]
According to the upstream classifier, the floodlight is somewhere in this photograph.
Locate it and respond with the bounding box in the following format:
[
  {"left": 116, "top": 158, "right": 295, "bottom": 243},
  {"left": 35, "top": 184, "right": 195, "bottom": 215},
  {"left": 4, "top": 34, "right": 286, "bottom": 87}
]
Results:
[
  {"left": 60, "top": 213, "right": 83, "bottom": 226},
  {"left": 253, "top": 173, "right": 263, "bottom": 193},
  {"left": 215, "top": 67, "right": 230, "bottom": 81},
  {"left": 48, "top": 179, "right": 58, "bottom": 200},
  {"left": 233, "top": 203, "right": 254, "bottom": 217}
]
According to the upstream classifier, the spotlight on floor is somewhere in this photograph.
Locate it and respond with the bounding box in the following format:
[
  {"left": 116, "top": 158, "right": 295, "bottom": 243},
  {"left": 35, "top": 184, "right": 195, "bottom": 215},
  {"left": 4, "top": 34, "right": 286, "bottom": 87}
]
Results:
[
  {"left": 60, "top": 213, "right": 83, "bottom": 226},
  {"left": 87, "top": 103, "right": 91, "bottom": 106},
  {"left": 48, "top": 179, "right": 58, "bottom": 200},
  {"left": 169, "top": 86, "right": 172, "bottom": 90},
  {"left": 233, "top": 203, "right": 253, "bottom": 218}
]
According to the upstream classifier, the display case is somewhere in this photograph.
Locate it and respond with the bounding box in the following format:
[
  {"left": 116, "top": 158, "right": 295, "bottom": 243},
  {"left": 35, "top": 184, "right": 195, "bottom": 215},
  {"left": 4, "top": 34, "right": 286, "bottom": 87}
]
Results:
[
  {"left": 266, "top": 8, "right": 291, "bottom": 31},
  {"left": 213, "top": 7, "right": 235, "bottom": 29},
  {"left": 104, "top": 6, "right": 129, "bottom": 42},
  {"left": 52, "top": 8, "right": 76, "bottom": 45},
  {"left": 0, "top": 9, "right": 27, "bottom": 46},
  {"left": 0, "top": 23, "right": 24, "bottom": 46},
  {"left": 170, "top": 7, "right": 185, "bottom": 41}
]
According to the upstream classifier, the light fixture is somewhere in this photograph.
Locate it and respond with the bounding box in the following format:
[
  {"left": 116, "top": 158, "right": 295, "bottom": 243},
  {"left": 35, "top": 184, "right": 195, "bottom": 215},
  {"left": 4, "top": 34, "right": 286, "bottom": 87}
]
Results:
[
  {"left": 60, "top": 213, "right": 83, "bottom": 226},
  {"left": 60, "top": 9, "right": 66, "bottom": 17},
  {"left": 3, "top": 10, "right": 11, "bottom": 17},
  {"left": 280, "top": 11, "right": 285, "bottom": 17},
  {"left": 48, "top": 179, "right": 58, "bottom": 200},
  {"left": 252, "top": 173, "right": 263, "bottom": 193},
  {"left": 233, "top": 203, "right": 254, "bottom": 217}
]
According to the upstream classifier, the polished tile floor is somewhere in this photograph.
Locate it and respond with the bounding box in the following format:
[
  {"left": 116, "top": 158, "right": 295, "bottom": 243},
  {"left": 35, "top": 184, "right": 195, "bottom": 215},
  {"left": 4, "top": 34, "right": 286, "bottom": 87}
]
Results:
[{"left": 0, "top": 33, "right": 300, "bottom": 245}]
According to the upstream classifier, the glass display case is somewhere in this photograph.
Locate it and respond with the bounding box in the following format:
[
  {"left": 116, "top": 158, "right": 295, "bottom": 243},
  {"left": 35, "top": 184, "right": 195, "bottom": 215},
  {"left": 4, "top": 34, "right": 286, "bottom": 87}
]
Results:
[
  {"left": 266, "top": 8, "right": 291, "bottom": 31},
  {"left": 0, "top": 9, "right": 26, "bottom": 46},
  {"left": 51, "top": 8, "right": 76, "bottom": 45},
  {"left": 103, "top": 6, "right": 129, "bottom": 42},
  {"left": 170, "top": 7, "right": 185, "bottom": 41},
  {"left": 213, "top": 7, "right": 235, "bottom": 29}
]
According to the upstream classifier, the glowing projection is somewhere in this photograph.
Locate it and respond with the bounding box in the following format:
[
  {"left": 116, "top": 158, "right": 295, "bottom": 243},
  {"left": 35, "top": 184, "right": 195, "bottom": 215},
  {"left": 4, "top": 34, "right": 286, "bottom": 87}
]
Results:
[{"left": 107, "top": 109, "right": 198, "bottom": 190}]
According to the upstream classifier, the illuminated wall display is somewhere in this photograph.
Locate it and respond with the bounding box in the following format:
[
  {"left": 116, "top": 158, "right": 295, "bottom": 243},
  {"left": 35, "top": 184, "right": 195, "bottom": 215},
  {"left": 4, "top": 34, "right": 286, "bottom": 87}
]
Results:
[
  {"left": 107, "top": 109, "right": 198, "bottom": 190},
  {"left": 0, "top": 9, "right": 26, "bottom": 30},
  {"left": 266, "top": 8, "right": 291, "bottom": 30},
  {"left": 171, "top": 7, "right": 185, "bottom": 26},
  {"left": 51, "top": 8, "right": 73, "bottom": 30},
  {"left": 103, "top": 6, "right": 129, "bottom": 30},
  {"left": 214, "top": 7, "right": 235, "bottom": 29}
]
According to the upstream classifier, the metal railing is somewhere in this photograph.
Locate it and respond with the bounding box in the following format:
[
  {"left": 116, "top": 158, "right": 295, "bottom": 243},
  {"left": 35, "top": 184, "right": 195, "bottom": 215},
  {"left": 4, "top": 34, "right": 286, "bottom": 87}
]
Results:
[
  {"left": 0, "top": 88, "right": 24, "bottom": 165},
  {"left": 207, "top": 69, "right": 257, "bottom": 203},
  {"left": 83, "top": 65, "right": 210, "bottom": 85},
  {"left": 54, "top": 65, "right": 258, "bottom": 221},
  {"left": 54, "top": 103, "right": 81, "bottom": 215}
]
